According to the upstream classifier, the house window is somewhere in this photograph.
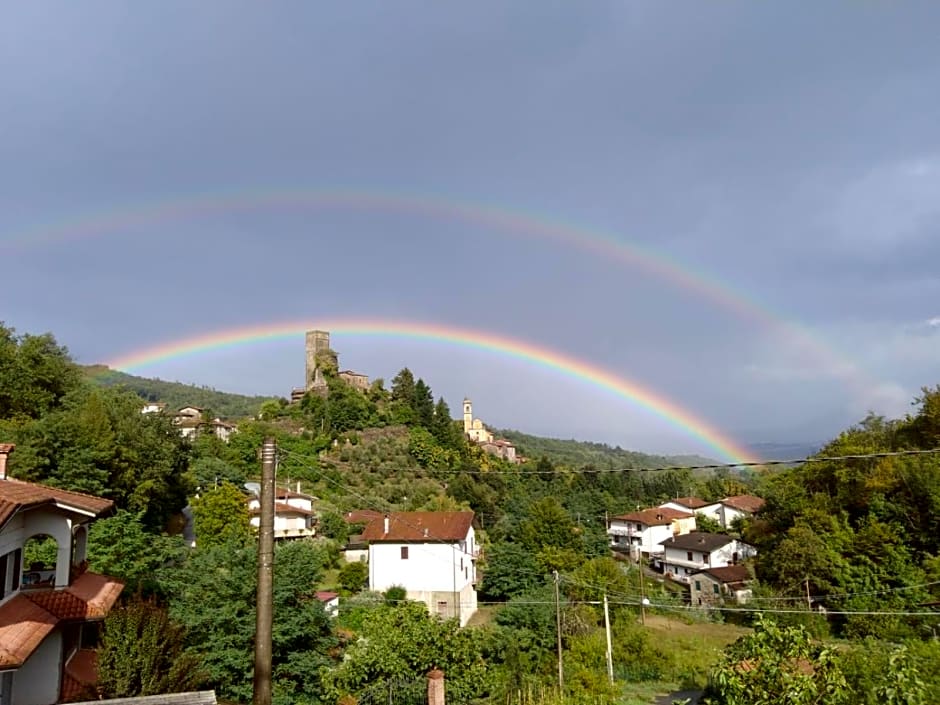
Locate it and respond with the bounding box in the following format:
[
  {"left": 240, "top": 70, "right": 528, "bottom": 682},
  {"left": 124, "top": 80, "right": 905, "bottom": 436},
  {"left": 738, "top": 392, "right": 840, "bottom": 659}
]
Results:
[
  {"left": 713, "top": 584, "right": 720, "bottom": 594},
  {"left": 400, "top": 546, "right": 409, "bottom": 560},
  {"left": 694, "top": 580, "right": 701, "bottom": 592},
  {"left": 460, "top": 557, "right": 464, "bottom": 571},
  {"left": 436, "top": 601, "right": 448, "bottom": 616},
  {"left": 687, "top": 551, "right": 693, "bottom": 561},
  {"left": 636, "top": 523, "right": 642, "bottom": 531}
]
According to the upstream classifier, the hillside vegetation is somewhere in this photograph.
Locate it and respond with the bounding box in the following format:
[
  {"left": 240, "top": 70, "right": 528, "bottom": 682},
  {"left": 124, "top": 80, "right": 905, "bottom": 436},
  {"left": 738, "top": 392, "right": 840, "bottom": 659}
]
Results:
[
  {"left": 82, "top": 364, "right": 277, "bottom": 418},
  {"left": 5, "top": 323, "right": 940, "bottom": 705}
]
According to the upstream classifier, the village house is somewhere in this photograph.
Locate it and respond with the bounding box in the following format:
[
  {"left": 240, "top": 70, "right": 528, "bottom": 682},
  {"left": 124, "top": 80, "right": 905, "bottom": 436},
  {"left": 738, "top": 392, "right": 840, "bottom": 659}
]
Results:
[
  {"left": 248, "top": 485, "right": 317, "bottom": 540},
  {"left": 690, "top": 564, "right": 755, "bottom": 606},
  {"left": 0, "top": 444, "right": 125, "bottom": 705},
  {"left": 171, "top": 407, "right": 238, "bottom": 442},
  {"left": 711, "top": 495, "right": 766, "bottom": 528},
  {"left": 659, "top": 531, "right": 757, "bottom": 584},
  {"left": 659, "top": 496, "right": 718, "bottom": 516},
  {"left": 140, "top": 402, "right": 167, "bottom": 414},
  {"left": 362, "top": 511, "right": 478, "bottom": 627},
  {"left": 340, "top": 510, "right": 382, "bottom": 563},
  {"left": 315, "top": 591, "right": 340, "bottom": 618},
  {"left": 607, "top": 507, "right": 696, "bottom": 560}
]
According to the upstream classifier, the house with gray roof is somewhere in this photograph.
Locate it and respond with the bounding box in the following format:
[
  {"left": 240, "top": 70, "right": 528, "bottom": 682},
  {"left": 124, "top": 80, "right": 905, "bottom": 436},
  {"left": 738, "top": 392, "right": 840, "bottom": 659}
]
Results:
[{"left": 659, "top": 532, "right": 756, "bottom": 584}]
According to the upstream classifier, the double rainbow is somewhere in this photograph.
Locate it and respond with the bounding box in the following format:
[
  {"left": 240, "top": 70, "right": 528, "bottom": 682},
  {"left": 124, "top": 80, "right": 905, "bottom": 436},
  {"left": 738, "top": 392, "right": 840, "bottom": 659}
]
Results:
[{"left": 106, "top": 318, "right": 756, "bottom": 465}]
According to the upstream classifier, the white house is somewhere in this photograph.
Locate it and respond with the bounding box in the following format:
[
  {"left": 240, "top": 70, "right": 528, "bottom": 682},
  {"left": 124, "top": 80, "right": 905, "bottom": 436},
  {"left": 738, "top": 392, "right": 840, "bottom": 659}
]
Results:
[
  {"left": 0, "top": 444, "right": 124, "bottom": 705},
  {"left": 363, "top": 511, "right": 478, "bottom": 627},
  {"left": 659, "top": 532, "right": 757, "bottom": 584},
  {"left": 607, "top": 507, "right": 696, "bottom": 559},
  {"left": 248, "top": 486, "right": 317, "bottom": 539},
  {"left": 315, "top": 591, "right": 340, "bottom": 618},
  {"left": 711, "top": 495, "right": 765, "bottom": 529},
  {"left": 140, "top": 402, "right": 167, "bottom": 414}
]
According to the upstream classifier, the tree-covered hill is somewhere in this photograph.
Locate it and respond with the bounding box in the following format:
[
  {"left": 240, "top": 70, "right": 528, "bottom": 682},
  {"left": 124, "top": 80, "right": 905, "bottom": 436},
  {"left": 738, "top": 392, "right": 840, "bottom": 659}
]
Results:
[
  {"left": 82, "top": 365, "right": 277, "bottom": 419},
  {"left": 496, "top": 428, "right": 717, "bottom": 469}
]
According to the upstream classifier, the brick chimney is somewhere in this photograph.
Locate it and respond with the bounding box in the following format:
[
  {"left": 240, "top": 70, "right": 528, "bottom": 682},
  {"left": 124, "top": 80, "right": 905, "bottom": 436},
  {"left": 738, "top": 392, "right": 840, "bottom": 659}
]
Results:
[
  {"left": 384, "top": 514, "right": 390, "bottom": 535},
  {"left": 0, "top": 444, "right": 14, "bottom": 481}
]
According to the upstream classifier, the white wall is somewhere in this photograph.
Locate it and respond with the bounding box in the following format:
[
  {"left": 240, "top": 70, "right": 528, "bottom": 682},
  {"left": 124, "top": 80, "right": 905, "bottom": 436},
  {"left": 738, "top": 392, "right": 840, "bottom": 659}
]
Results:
[
  {"left": 13, "top": 630, "right": 61, "bottom": 705},
  {"left": 369, "top": 528, "right": 476, "bottom": 593},
  {"left": 608, "top": 520, "right": 686, "bottom": 555}
]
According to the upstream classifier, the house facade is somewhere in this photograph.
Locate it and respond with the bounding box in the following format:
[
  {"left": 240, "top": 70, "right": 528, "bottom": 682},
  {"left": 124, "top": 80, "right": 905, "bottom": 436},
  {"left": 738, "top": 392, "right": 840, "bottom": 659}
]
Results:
[
  {"left": 248, "top": 487, "right": 317, "bottom": 539},
  {"left": 659, "top": 532, "right": 757, "bottom": 584},
  {"left": 0, "top": 444, "right": 124, "bottom": 705},
  {"left": 691, "top": 564, "right": 754, "bottom": 606},
  {"left": 363, "top": 511, "right": 478, "bottom": 627},
  {"left": 607, "top": 507, "right": 696, "bottom": 559},
  {"left": 712, "top": 495, "right": 765, "bottom": 528}
]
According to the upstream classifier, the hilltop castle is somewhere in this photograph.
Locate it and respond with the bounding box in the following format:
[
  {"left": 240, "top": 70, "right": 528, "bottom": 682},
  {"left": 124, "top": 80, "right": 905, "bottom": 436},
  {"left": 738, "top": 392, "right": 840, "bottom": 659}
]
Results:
[{"left": 290, "top": 330, "right": 370, "bottom": 402}]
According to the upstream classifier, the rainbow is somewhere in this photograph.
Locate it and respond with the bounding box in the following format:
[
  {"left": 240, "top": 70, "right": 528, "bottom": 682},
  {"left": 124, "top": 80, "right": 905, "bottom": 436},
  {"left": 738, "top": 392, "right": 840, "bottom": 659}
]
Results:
[
  {"left": 104, "top": 318, "right": 756, "bottom": 464},
  {"left": 2, "top": 187, "right": 876, "bottom": 397}
]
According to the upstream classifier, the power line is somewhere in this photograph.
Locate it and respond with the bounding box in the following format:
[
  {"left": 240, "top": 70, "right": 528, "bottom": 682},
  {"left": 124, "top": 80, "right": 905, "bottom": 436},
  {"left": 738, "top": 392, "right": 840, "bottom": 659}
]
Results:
[{"left": 382, "top": 448, "right": 940, "bottom": 475}]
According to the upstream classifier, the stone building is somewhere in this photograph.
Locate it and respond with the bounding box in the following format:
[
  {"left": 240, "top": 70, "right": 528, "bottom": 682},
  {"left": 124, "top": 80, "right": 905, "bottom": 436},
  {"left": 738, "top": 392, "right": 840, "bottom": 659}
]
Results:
[{"left": 291, "top": 330, "right": 370, "bottom": 401}]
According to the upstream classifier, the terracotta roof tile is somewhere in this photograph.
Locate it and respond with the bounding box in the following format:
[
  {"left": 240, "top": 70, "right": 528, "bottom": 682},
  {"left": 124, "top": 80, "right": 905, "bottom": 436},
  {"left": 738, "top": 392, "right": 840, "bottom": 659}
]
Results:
[
  {"left": 63, "top": 572, "right": 125, "bottom": 619},
  {"left": 665, "top": 496, "right": 710, "bottom": 509},
  {"left": 698, "top": 564, "right": 753, "bottom": 584},
  {"left": 720, "top": 495, "right": 766, "bottom": 514},
  {"left": 315, "top": 591, "right": 338, "bottom": 602},
  {"left": 0, "top": 479, "right": 113, "bottom": 530},
  {"left": 612, "top": 507, "right": 694, "bottom": 526},
  {"left": 360, "top": 511, "right": 474, "bottom": 542},
  {"left": 249, "top": 502, "right": 315, "bottom": 517},
  {"left": 0, "top": 594, "right": 58, "bottom": 668}
]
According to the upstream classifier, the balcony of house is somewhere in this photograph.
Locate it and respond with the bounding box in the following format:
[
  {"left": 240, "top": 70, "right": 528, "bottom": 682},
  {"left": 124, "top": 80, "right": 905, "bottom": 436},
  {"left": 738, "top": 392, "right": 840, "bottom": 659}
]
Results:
[
  {"left": 273, "top": 526, "right": 317, "bottom": 539},
  {"left": 663, "top": 554, "right": 711, "bottom": 572}
]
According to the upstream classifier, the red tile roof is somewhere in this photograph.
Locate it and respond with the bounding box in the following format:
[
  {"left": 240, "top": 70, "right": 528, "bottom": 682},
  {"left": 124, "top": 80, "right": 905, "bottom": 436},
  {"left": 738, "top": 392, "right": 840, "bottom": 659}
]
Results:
[
  {"left": 720, "top": 495, "right": 765, "bottom": 514},
  {"left": 664, "top": 496, "right": 710, "bottom": 510},
  {"left": 0, "top": 479, "right": 114, "bottom": 530},
  {"left": 0, "top": 595, "right": 59, "bottom": 668},
  {"left": 612, "top": 507, "right": 693, "bottom": 526},
  {"left": 315, "top": 591, "right": 338, "bottom": 602},
  {"left": 698, "top": 564, "right": 752, "bottom": 584},
  {"left": 0, "top": 572, "right": 124, "bottom": 668},
  {"left": 249, "top": 502, "right": 315, "bottom": 517},
  {"left": 360, "top": 511, "right": 474, "bottom": 542}
]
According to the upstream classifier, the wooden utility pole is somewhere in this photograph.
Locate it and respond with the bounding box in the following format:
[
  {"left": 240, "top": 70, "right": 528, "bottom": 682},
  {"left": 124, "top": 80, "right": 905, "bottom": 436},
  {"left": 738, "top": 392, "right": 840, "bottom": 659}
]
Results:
[
  {"left": 603, "top": 593, "right": 614, "bottom": 684},
  {"left": 805, "top": 577, "right": 812, "bottom": 611},
  {"left": 253, "top": 437, "right": 276, "bottom": 705},
  {"left": 553, "top": 570, "right": 564, "bottom": 698}
]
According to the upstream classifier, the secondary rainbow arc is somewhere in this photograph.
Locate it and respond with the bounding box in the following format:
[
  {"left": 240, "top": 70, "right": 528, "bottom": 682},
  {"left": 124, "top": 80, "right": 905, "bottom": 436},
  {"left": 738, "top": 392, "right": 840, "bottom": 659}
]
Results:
[
  {"left": 4, "top": 187, "right": 879, "bottom": 399},
  {"left": 104, "top": 318, "right": 756, "bottom": 464}
]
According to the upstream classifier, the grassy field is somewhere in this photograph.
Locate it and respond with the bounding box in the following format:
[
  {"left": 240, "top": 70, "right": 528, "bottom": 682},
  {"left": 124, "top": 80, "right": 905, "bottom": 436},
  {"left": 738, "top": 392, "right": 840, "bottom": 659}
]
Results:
[{"left": 620, "top": 615, "right": 749, "bottom": 704}]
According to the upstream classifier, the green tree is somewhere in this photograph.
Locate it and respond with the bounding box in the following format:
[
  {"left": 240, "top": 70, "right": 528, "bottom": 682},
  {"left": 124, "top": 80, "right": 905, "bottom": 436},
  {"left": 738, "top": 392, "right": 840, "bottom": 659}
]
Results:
[
  {"left": 0, "top": 324, "right": 82, "bottom": 421},
  {"left": 87, "top": 510, "right": 187, "bottom": 596},
  {"left": 190, "top": 482, "right": 251, "bottom": 548},
  {"left": 480, "top": 542, "right": 544, "bottom": 600},
  {"left": 323, "top": 601, "right": 494, "bottom": 704},
  {"left": 160, "top": 539, "right": 336, "bottom": 705},
  {"left": 517, "top": 496, "right": 582, "bottom": 554},
  {"left": 412, "top": 379, "right": 434, "bottom": 428},
  {"left": 702, "top": 616, "right": 850, "bottom": 705},
  {"left": 10, "top": 385, "right": 191, "bottom": 529},
  {"left": 338, "top": 560, "right": 369, "bottom": 593},
  {"left": 695, "top": 513, "right": 724, "bottom": 534},
  {"left": 97, "top": 601, "right": 205, "bottom": 698}
]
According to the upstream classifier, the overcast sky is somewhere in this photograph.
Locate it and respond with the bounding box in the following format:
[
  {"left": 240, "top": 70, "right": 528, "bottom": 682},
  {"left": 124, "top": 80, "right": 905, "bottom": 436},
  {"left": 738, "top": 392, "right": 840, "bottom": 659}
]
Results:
[{"left": 2, "top": 3, "right": 939, "bottom": 457}]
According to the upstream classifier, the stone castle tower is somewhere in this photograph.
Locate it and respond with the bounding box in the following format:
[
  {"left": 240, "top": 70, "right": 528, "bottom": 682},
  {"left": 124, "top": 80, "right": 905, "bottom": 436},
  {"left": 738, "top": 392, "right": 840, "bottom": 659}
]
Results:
[{"left": 305, "top": 330, "right": 335, "bottom": 393}]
